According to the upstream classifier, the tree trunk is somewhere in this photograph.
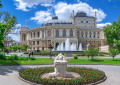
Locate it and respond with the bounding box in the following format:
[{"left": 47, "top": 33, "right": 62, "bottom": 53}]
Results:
[{"left": 113, "top": 56, "right": 114, "bottom": 61}]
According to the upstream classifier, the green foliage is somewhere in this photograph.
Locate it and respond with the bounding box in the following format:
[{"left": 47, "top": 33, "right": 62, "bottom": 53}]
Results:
[
  {"left": 0, "top": 0, "right": 2, "bottom": 8},
  {"left": 0, "top": 24, "right": 6, "bottom": 50},
  {"left": 18, "top": 57, "right": 29, "bottom": 61},
  {"left": 84, "top": 50, "right": 90, "bottom": 58},
  {"left": 109, "top": 48, "right": 119, "bottom": 60},
  {"left": 29, "top": 57, "right": 35, "bottom": 60},
  {"left": 72, "top": 54, "right": 78, "bottom": 59},
  {"left": 104, "top": 16, "right": 120, "bottom": 49},
  {"left": 24, "top": 51, "right": 58, "bottom": 56},
  {"left": 11, "top": 45, "right": 18, "bottom": 51},
  {"left": 8, "top": 54, "right": 18, "bottom": 60},
  {"left": 87, "top": 47, "right": 99, "bottom": 59},
  {"left": 0, "top": 53, "right": 6, "bottom": 60}
]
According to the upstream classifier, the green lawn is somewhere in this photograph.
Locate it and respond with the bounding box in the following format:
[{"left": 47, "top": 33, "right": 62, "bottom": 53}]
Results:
[
  {"left": 68, "top": 58, "right": 120, "bottom": 65},
  {"left": 0, "top": 58, "right": 120, "bottom": 65},
  {"left": 0, "top": 58, "right": 53, "bottom": 65}
]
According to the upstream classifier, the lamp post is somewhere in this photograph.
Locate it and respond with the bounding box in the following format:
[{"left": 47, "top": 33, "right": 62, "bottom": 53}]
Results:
[{"left": 48, "top": 42, "right": 54, "bottom": 59}]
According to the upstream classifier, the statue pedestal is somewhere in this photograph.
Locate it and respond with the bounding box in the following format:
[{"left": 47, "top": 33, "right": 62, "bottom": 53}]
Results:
[{"left": 49, "top": 54, "right": 73, "bottom": 78}]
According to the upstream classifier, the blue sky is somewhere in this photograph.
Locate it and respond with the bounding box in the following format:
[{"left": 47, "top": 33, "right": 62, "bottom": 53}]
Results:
[{"left": 1, "top": 0, "right": 120, "bottom": 42}]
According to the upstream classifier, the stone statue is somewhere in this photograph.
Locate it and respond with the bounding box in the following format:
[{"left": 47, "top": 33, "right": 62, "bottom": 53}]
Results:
[{"left": 49, "top": 53, "right": 73, "bottom": 78}]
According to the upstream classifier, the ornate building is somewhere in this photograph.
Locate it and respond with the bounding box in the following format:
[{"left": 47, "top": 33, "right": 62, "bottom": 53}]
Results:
[{"left": 20, "top": 11, "right": 106, "bottom": 51}]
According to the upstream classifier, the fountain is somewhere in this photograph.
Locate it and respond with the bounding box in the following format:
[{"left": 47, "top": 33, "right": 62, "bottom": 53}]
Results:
[
  {"left": 56, "top": 38, "right": 81, "bottom": 51},
  {"left": 79, "top": 43, "right": 82, "bottom": 51}
]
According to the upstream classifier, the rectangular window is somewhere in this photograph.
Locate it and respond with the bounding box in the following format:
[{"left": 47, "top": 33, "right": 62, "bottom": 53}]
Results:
[
  {"left": 42, "top": 30, "right": 44, "bottom": 38},
  {"left": 37, "top": 41, "right": 39, "bottom": 45},
  {"left": 33, "top": 41, "right": 35, "bottom": 45},
  {"left": 56, "top": 29, "right": 59, "bottom": 37}
]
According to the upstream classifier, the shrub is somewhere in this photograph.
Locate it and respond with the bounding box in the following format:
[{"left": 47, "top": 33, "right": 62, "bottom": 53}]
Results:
[
  {"left": 84, "top": 50, "right": 90, "bottom": 58},
  {"left": 24, "top": 52, "right": 29, "bottom": 54},
  {"left": 85, "top": 47, "right": 99, "bottom": 59},
  {"left": 72, "top": 54, "right": 78, "bottom": 59},
  {"left": 29, "top": 57, "right": 35, "bottom": 60},
  {"left": 109, "top": 48, "right": 119, "bottom": 60},
  {"left": 8, "top": 54, "right": 18, "bottom": 60},
  {"left": 0, "top": 53, "right": 6, "bottom": 60}
]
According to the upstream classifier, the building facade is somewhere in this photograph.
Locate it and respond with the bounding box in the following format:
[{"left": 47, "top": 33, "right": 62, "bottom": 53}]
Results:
[{"left": 20, "top": 11, "right": 106, "bottom": 51}]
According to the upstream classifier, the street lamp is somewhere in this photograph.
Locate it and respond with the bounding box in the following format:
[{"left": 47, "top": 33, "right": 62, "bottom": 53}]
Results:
[{"left": 48, "top": 42, "right": 54, "bottom": 59}]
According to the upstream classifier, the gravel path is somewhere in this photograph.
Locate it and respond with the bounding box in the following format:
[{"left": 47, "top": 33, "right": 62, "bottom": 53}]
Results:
[{"left": 0, "top": 65, "right": 120, "bottom": 85}]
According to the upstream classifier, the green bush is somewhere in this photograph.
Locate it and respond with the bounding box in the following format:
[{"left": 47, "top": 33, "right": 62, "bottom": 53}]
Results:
[
  {"left": 29, "top": 57, "right": 35, "bottom": 60},
  {"left": 0, "top": 53, "right": 6, "bottom": 60},
  {"left": 99, "top": 52, "right": 109, "bottom": 56},
  {"left": 24, "top": 52, "right": 29, "bottom": 54},
  {"left": 109, "top": 48, "right": 119, "bottom": 60},
  {"left": 72, "top": 54, "right": 78, "bottom": 59},
  {"left": 24, "top": 51, "right": 58, "bottom": 56},
  {"left": 8, "top": 54, "right": 18, "bottom": 60}
]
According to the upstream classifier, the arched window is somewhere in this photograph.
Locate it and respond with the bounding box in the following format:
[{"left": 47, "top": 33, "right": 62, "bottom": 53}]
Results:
[
  {"left": 48, "top": 31, "right": 51, "bottom": 37},
  {"left": 63, "top": 29, "right": 66, "bottom": 37},
  {"left": 22, "top": 34, "right": 26, "bottom": 41},
  {"left": 70, "top": 29, "right": 73, "bottom": 37},
  {"left": 56, "top": 29, "right": 59, "bottom": 37}
]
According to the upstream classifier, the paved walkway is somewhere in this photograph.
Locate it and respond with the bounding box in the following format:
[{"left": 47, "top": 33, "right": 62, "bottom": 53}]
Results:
[{"left": 0, "top": 65, "right": 120, "bottom": 85}]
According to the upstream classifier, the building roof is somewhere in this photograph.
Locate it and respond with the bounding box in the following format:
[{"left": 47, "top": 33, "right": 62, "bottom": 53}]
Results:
[{"left": 75, "top": 11, "right": 94, "bottom": 18}]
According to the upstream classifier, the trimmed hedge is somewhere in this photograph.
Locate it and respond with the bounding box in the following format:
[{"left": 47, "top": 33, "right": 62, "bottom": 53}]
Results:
[
  {"left": 24, "top": 52, "right": 58, "bottom": 56},
  {"left": 0, "top": 53, "right": 6, "bottom": 60},
  {"left": 19, "top": 67, "right": 106, "bottom": 85}
]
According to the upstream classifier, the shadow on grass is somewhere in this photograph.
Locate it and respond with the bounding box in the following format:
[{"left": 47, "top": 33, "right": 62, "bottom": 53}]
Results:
[
  {"left": 0, "top": 60, "right": 29, "bottom": 75},
  {"left": 113, "top": 59, "right": 120, "bottom": 61},
  {"left": 90, "top": 59, "right": 104, "bottom": 62}
]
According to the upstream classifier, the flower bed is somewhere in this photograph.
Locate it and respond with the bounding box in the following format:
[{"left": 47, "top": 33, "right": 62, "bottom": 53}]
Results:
[{"left": 19, "top": 67, "right": 106, "bottom": 85}]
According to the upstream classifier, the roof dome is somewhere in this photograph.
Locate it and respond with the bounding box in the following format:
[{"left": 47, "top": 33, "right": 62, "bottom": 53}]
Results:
[
  {"left": 76, "top": 11, "right": 87, "bottom": 17},
  {"left": 52, "top": 14, "right": 58, "bottom": 20}
]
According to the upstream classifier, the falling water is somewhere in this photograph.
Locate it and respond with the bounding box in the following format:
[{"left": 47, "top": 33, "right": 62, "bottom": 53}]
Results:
[
  {"left": 79, "top": 43, "right": 82, "bottom": 51},
  {"left": 65, "top": 38, "right": 70, "bottom": 51},
  {"left": 56, "top": 38, "right": 81, "bottom": 51}
]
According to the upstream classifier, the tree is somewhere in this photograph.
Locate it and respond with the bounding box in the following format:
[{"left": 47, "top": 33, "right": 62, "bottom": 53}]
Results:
[
  {"left": 0, "top": 0, "right": 2, "bottom": 8},
  {"left": 0, "top": 24, "right": 6, "bottom": 50},
  {"left": 104, "top": 16, "right": 120, "bottom": 50},
  {"left": 109, "top": 48, "right": 119, "bottom": 61},
  {"left": 87, "top": 47, "right": 99, "bottom": 60},
  {"left": 0, "top": 0, "right": 17, "bottom": 50},
  {"left": 84, "top": 50, "right": 90, "bottom": 58},
  {"left": 23, "top": 45, "right": 30, "bottom": 51},
  {"left": 2, "top": 12, "right": 17, "bottom": 38},
  {"left": 11, "top": 45, "right": 18, "bottom": 51}
]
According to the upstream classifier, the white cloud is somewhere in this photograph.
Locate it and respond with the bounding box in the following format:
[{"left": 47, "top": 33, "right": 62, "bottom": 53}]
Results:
[
  {"left": 41, "top": 4, "right": 52, "bottom": 7},
  {"left": 8, "top": 24, "right": 21, "bottom": 42},
  {"left": 15, "top": 24, "right": 21, "bottom": 28},
  {"left": 8, "top": 34, "right": 20, "bottom": 42},
  {"left": 97, "top": 22, "right": 112, "bottom": 28},
  {"left": 31, "top": 11, "right": 52, "bottom": 24},
  {"left": 8, "top": 29, "right": 20, "bottom": 42},
  {"left": 14, "top": 0, "right": 55, "bottom": 11},
  {"left": 54, "top": 2, "right": 106, "bottom": 22},
  {"left": 31, "top": 2, "right": 106, "bottom": 24}
]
